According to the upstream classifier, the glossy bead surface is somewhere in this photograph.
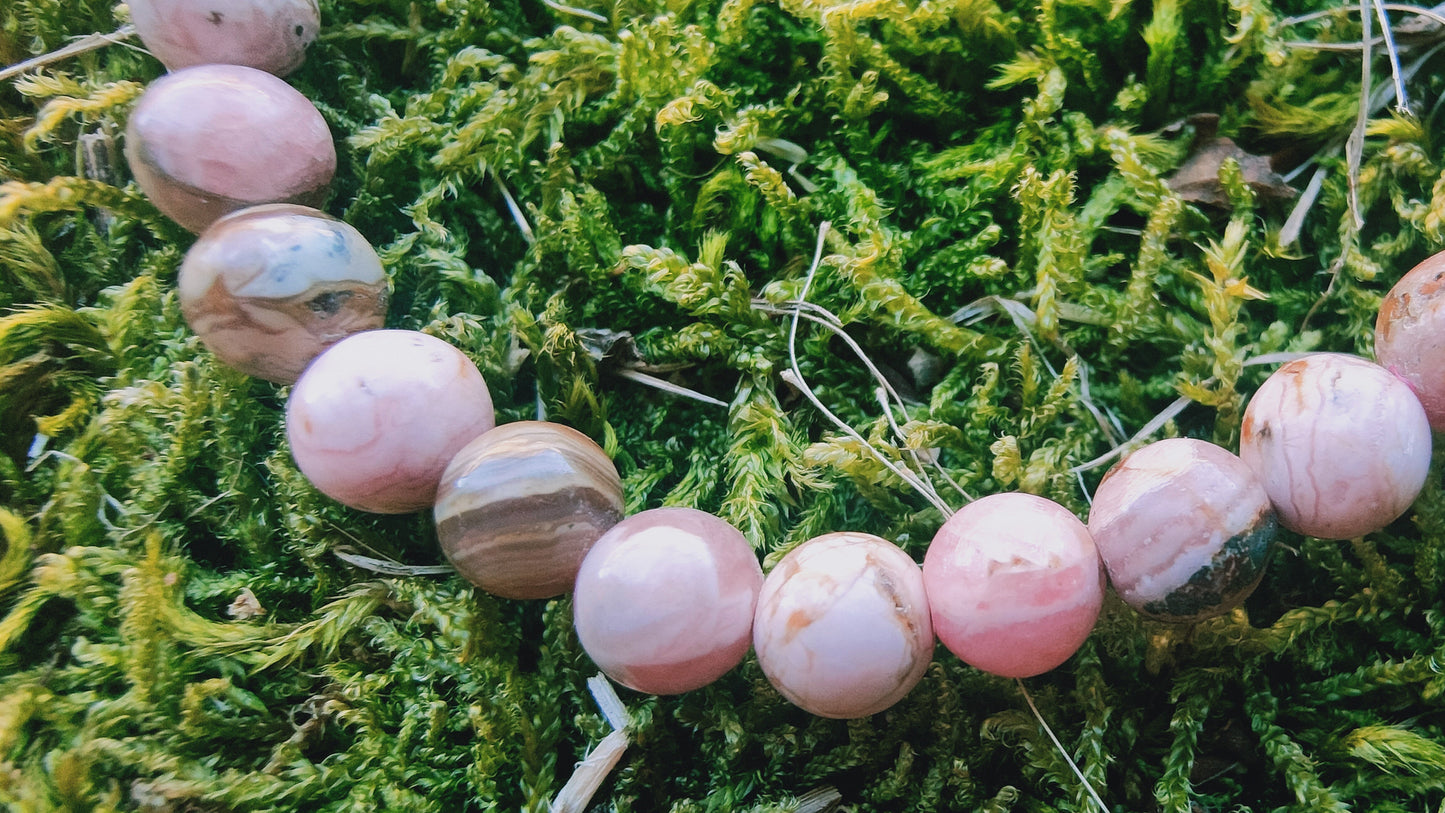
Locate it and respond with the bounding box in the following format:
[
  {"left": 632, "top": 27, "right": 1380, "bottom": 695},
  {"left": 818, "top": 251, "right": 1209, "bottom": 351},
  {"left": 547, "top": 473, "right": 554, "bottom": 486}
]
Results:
[
  {"left": 435, "top": 422, "right": 623, "bottom": 600},
  {"left": 1377, "top": 251, "right": 1445, "bottom": 430},
  {"left": 1088, "top": 438, "right": 1277, "bottom": 622},
  {"left": 129, "top": 0, "right": 320, "bottom": 76},
  {"left": 286, "top": 330, "right": 494, "bottom": 514},
  {"left": 753, "top": 532, "right": 933, "bottom": 719},
  {"left": 1239, "top": 353, "right": 1431, "bottom": 540},
  {"left": 179, "top": 204, "right": 388, "bottom": 383},
  {"left": 924, "top": 492, "right": 1104, "bottom": 678},
  {"left": 125, "top": 64, "right": 335, "bottom": 233},
  {"left": 573, "top": 508, "right": 762, "bottom": 694}
]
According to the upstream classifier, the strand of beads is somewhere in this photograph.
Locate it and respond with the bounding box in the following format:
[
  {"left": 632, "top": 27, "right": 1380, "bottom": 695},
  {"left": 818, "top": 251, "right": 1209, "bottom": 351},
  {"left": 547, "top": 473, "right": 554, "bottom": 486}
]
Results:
[{"left": 117, "top": 0, "right": 1445, "bottom": 794}]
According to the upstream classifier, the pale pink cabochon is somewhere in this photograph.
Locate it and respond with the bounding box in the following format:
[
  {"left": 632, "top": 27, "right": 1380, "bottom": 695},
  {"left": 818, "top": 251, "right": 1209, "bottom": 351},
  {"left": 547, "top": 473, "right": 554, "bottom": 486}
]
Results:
[
  {"left": 1377, "top": 250, "right": 1445, "bottom": 431},
  {"left": 129, "top": 0, "right": 320, "bottom": 76},
  {"left": 753, "top": 532, "right": 933, "bottom": 719},
  {"left": 573, "top": 507, "right": 763, "bottom": 695},
  {"left": 124, "top": 64, "right": 336, "bottom": 233},
  {"left": 286, "top": 330, "right": 495, "bottom": 513},
  {"left": 1239, "top": 353, "right": 1431, "bottom": 540},
  {"left": 923, "top": 492, "right": 1104, "bottom": 678}
]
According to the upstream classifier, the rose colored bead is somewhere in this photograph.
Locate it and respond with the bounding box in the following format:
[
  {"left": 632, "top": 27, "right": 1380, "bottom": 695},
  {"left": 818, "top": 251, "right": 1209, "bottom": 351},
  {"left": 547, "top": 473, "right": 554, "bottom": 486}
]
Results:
[
  {"left": 752, "top": 532, "right": 933, "bottom": 719},
  {"left": 286, "top": 330, "right": 495, "bottom": 514},
  {"left": 1239, "top": 353, "right": 1432, "bottom": 540},
  {"left": 434, "top": 422, "right": 623, "bottom": 600},
  {"left": 573, "top": 508, "right": 762, "bottom": 694},
  {"left": 179, "top": 204, "right": 388, "bottom": 383},
  {"left": 125, "top": 64, "right": 335, "bottom": 233},
  {"left": 129, "top": 0, "right": 320, "bottom": 76},
  {"left": 1088, "top": 438, "right": 1277, "bottom": 622},
  {"left": 1377, "top": 250, "right": 1445, "bottom": 431},
  {"left": 923, "top": 492, "right": 1104, "bottom": 678}
]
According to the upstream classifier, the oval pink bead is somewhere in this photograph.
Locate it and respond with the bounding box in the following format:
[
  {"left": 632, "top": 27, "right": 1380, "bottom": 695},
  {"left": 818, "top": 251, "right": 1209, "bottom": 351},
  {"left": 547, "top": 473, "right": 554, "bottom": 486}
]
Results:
[
  {"left": 1377, "top": 251, "right": 1445, "bottom": 431},
  {"left": 1239, "top": 353, "right": 1431, "bottom": 540},
  {"left": 179, "top": 204, "right": 388, "bottom": 383},
  {"left": 1087, "top": 438, "right": 1276, "bottom": 622},
  {"left": 435, "top": 422, "right": 623, "bottom": 600},
  {"left": 753, "top": 532, "right": 933, "bottom": 719},
  {"left": 129, "top": 0, "right": 320, "bottom": 76},
  {"left": 125, "top": 64, "right": 336, "bottom": 233},
  {"left": 286, "top": 330, "right": 495, "bottom": 514},
  {"left": 573, "top": 508, "right": 762, "bottom": 694},
  {"left": 923, "top": 492, "right": 1104, "bottom": 678}
]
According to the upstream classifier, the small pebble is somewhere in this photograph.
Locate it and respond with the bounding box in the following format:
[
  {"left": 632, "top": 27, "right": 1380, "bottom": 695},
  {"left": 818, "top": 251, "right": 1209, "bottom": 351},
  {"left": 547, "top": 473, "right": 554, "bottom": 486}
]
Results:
[
  {"left": 286, "top": 330, "right": 495, "bottom": 513},
  {"left": 923, "top": 492, "right": 1104, "bottom": 678},
  {"left": 125, "top": 64, "right": 335, "bottom": 233},
  {"left": 179, "top": 204, "right": 388, "bottom": 383},
  {"left": 435, "top": 422, "right": 623, "bottom": 600},
  {"left": 1376, "top": 250, "right": 1445, "bottom": 430},
  {"left": 753, "top": 532, "right": 933, "bottom": 719},
  {"left": 1088, "top": 438, "right": 1276, "bottom": 622},
  {"left": 574, "top": 507, "right": 762, "bottom": 694},
  {"left": 1239, "top": 352, "right": 1432, "bottom": 540}
]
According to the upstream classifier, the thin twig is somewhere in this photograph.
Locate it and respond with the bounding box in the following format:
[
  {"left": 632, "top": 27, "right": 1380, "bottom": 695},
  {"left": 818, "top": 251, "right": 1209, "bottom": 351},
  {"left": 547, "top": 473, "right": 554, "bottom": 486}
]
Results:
[
  {"left": 0, "top": 26, "right": 136, "bottom": 83},
  {"left": 1017, "top": 679, "right": 1109, "bottom": 812},
  {"left": 1278, "top": 165, "right": 1329, "bottom": 247},
  {"left": 1374, "top": 0, "right": 1412, "bottom": 113},
  {"left": 491, "top": 169, "right": 536, "bottom": 245},
  {"left": 550, "top": 676, "right": 631, "bottom": 813},
  {"left": 783, "top": 223, "right": 956, "bottom": 518},
  {"left": 1347, "top": 0, "right": 1373, "bottom": 232},
  {"left": 614, "top": 368, "right": 729, "bottom": 408},
  {"left": 541, "top": 0, "right": 611, "bottom": 23}
]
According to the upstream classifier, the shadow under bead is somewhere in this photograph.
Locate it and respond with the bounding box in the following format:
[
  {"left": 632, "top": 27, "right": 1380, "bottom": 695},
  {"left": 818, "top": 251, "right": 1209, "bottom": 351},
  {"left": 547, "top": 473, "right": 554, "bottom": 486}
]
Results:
[
  {"left": 434, "top": 422, "right": 623, "bottom": 600},
  {"left": 179, "top": 204, "right": 388, "bottom": 383}
]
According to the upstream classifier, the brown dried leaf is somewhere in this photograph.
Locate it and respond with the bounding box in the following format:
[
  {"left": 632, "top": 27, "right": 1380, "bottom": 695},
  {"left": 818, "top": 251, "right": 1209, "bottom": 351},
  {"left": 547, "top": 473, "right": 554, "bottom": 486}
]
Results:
[{"left": 1167, "top": 136, "right": 1298, "bottom": 207}]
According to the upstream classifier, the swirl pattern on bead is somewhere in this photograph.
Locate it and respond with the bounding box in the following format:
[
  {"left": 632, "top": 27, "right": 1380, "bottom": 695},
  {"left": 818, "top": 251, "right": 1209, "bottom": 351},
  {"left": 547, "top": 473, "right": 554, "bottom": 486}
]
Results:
[
  {"left": 435, "top": 421, "right": 623, "bottom": 600},
  {"left": 179, "top": 204, "right": 388, "bottom": 383}
]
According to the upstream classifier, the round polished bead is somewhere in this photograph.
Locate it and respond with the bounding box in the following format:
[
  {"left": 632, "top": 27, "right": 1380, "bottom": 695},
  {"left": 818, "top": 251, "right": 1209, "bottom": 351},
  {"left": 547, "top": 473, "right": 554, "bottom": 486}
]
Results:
[
  {"left": 129, "top": 0, "right": 320, "bottom": 76},
  {"left": 1239, "top": 353, "right": 1432, "bottom": 540},
  {"left": 286, "top": 330, "right": 495, "bottom": 514},
  {"left": 753, "top": 532, "right": 933, "bottom": 719},
  {"left": 179, "top": 204, "right": 388, "bottom": 383},
  {"left": 573, "top": 508, "right": 762, "bottom": 694},
  {"left": 125, "top": 64, "right": 335, "bottom": 233},
  {"left": 1377, "top": 251, "right": 1445, "bottom": 431},
  {"left": 1088, "top": 438, "right": 1277, "bottom": 622},
  {"left": 435, "top": 422, "right": 623, "bottom": 600},
  {"left": 923, "top": 492, "right": 1104, "bottom": 678}
]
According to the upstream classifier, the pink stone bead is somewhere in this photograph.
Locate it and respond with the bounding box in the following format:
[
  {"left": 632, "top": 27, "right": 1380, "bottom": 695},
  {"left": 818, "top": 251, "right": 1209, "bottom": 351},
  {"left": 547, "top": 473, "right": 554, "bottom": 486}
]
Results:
[
  {"left": 1239, "top": 353, "right": 1431, "bottom": 540},
  {"left": 753, "top": 532, "right": 933, "bottom": 719},
  {"left": 573, "top": 508, "right": 763, "bottom": 694},
  {"left": 125, "top": 64, "right": 336, "bottom": 233},
  {"left": 434, "top": 422, "right": 623, "bottom": 600},
  {"left": 1377, "top": 251, "right": 1445, "bottom": 431},
  {"left": 1087, "top": 438, "right": 1277, "bottom": 622},
  {"left": 923, "top": 492, "right": 1104, "bottom": 678},
  {"left": 179, "top": 204, "right": 388, "bottom": 384},
  {"left": 286, "top": 330, "right": 495, "bottom": 514},
  {"left": 129, "top": 0, "right": 320, "bottom": 76}
]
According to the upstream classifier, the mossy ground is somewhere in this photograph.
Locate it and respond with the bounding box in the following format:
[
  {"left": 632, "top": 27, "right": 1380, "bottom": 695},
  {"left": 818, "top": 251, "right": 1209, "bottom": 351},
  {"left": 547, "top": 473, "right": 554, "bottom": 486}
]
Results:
[{"left": 3, "top": 0, "right": 1445, "bottom": 810}]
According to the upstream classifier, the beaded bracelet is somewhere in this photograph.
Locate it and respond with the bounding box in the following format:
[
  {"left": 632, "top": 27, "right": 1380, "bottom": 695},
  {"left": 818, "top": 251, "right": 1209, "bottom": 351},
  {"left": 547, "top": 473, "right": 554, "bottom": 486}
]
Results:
[{"left": 117, "top": 10, "right": 1445, "bottom": 808}]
